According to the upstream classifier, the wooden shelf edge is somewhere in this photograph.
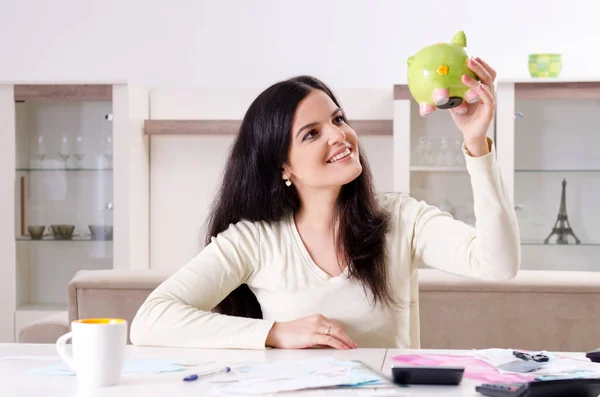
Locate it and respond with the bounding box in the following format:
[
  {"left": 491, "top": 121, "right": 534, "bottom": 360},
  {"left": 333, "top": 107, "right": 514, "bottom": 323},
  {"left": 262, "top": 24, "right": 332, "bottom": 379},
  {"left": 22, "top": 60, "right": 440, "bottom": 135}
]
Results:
[
  {"left": 515, "top": 82, "right": 600, "bottom": 100},
  {"left": 410, "top": 166, "right": 467, "bottom": 172},
  {"left": 144, "top": 120, "right": 241, "bottom": 135},
  {"left": 393, "top": 85, "right": 411, "bottom": 100},
  {"left": 144, "top": 119, "right": 393, "bottom": 136},
  {"left": 16, "top": 303, "right": 67, "bottom": 311},
  {"left": 396, "top": 81, "right": 600, "bottom": 100},
  {"left": 14, "top": 84, "right": 112, "bottom": 101},
  {"left": 350, "top": 120, "right": 393, "bottom": 135}
]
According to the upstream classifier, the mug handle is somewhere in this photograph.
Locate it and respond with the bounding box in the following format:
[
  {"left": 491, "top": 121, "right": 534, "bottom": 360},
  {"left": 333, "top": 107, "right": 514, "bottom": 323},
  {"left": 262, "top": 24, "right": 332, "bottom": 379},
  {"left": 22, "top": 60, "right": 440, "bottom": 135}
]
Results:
[{"left": 56, "top": 332, "right": 76, "bottom": 371}]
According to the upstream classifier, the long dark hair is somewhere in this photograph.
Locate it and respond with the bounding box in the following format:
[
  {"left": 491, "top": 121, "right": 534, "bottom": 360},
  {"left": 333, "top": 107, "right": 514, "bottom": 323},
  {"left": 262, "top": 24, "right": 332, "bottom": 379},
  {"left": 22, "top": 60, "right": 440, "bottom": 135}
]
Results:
[{"left": 204, "top": 75, "right": 396, "bottom": 319}]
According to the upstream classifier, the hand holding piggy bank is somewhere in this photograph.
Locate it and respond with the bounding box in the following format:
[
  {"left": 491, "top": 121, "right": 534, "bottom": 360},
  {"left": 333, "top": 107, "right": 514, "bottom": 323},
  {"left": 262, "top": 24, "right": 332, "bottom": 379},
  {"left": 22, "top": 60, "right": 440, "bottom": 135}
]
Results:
[
  {"left": 407, "top": 31, "right": 498, "bottom": 157},
  {"left": 407, "top": 31, "right": 480, "bottom": 117}
]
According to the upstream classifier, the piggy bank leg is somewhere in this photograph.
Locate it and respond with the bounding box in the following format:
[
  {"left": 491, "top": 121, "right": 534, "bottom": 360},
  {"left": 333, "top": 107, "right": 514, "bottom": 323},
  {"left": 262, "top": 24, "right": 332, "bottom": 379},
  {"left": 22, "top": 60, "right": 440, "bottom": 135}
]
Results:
[
  {"left": 433, "top": 88, "right": 450, "bottom": 107},
  {"left": 419, "top": 103, "right": 436, "bottom": 117},
  {"left": 450, "top": 102, "right": 469, "bottom": 115},
  {"left": 465, "top": 89, "right": 481, "bottom": 104}
]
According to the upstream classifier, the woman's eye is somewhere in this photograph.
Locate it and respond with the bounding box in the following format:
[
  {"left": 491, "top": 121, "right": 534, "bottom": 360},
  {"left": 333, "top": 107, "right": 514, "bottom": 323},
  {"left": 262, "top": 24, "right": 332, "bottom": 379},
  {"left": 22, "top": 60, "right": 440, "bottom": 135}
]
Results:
[
  {"left": 303, "top": 129, "right": 318, "bottom": 141},
  {"left": 334, "top": 115, "right": 346, "bottom": 124}
]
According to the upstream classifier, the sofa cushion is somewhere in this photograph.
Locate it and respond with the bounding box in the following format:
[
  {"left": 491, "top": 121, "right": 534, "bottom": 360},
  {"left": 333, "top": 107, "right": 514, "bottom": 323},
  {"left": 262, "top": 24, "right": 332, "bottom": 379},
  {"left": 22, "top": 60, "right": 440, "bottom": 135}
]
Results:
[
  {"left": 63, "top": 268, "right": 600, "bottom": 351},
  {"left": 18, "top": 312, "right": 69, "bottom": 344},
  {"left": 68, "top": 269, "right": 175, "bottom": 344},
  {"left": 418, "top": 269, "right": 600, "bottom": 352}
]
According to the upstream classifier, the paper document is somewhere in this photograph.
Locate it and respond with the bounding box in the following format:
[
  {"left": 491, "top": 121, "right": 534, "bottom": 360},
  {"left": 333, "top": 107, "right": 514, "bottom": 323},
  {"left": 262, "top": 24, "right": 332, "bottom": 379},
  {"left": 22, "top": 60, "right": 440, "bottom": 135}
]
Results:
[
  {"left": 473, "top": 348, "right": 600, "bottom": 380},
  {"left": 208, "top": 357, "right": 389, "bottom": 395}
]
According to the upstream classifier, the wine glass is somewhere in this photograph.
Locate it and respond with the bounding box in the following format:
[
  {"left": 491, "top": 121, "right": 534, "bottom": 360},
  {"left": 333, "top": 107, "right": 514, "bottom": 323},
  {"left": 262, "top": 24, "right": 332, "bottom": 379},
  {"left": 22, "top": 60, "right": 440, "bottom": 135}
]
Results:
[
  {"left": 103, "top": 134, "right": 113, "bottom": 169},
  {"left": 423, "top": 137, "right": 433, "bottom": 165},
  {"left": 415, "top": 136, "right": 433, "bottom": 165},
  {"left": 74, "top": 135, "right": 85, "bottom": 169},
  {"left": 436, "top": 137, "right": 450, "bottom": 166},
  {"left": 454, "top": 139, "right": 465, "bottom": 166},
  {"left": 34, "top": 135, "right": 46, "bottom": 168},
  {"left": 59, "top": 135, "right": 70, "bottom": 169},
  {"left": 415, "top": 136, "right": 426, "bottom": 165}
]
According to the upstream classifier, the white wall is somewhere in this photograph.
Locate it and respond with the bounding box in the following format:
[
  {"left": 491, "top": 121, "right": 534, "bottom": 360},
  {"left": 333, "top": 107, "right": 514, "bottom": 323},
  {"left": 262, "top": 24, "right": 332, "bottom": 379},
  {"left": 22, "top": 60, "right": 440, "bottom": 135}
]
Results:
[
  {"left": 2, "top": 0, "right": 599, "bottom": 270},
  {"left": 0, "top": 0, "right": 598, "bottom": 87}
]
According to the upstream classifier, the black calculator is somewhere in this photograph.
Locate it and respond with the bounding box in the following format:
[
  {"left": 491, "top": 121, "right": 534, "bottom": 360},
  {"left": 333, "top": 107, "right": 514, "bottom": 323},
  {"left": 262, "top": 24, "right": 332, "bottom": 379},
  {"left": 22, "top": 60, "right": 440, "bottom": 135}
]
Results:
[
  {"left": 476, "top": 379, "right": 600, "bottom": 397},
  {"left": 475, "top": 383, "right": 528, "bottom": 397}
]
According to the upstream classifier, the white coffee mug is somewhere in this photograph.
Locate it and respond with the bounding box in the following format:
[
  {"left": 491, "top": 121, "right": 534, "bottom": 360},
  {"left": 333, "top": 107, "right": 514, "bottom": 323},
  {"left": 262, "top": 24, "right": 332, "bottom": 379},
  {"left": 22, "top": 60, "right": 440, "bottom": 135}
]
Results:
[{"left": 56, "top": 318, "right": 127, "bottom": 387}]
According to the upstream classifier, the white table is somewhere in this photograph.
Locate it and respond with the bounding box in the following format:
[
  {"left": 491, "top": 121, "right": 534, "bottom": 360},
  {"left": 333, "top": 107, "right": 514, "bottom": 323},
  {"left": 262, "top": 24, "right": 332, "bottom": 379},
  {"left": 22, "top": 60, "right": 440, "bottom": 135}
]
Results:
[
  {"left": 0, "top": 344, "right": 391, "bottom": 397},
  {"left": 1, "top": 344, "right": 589, "bottom": 396}
]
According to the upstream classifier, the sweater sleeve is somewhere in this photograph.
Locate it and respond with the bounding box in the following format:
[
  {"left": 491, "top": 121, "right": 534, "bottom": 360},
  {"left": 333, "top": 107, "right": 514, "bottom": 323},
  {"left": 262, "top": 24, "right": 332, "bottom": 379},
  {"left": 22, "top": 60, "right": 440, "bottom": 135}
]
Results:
[
  {"left": 402, "top": 138, "right": 521, "bottom": 280},
  {"left": 130, "top": 220, "right": 275, "bottom": 349}
]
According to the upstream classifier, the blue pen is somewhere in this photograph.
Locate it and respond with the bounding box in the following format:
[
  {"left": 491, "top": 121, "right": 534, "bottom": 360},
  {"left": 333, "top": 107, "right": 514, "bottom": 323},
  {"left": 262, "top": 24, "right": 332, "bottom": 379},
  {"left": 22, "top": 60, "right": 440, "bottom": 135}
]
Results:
[{"left": 183, "top": 366, "right": 231, "bottom": 382}]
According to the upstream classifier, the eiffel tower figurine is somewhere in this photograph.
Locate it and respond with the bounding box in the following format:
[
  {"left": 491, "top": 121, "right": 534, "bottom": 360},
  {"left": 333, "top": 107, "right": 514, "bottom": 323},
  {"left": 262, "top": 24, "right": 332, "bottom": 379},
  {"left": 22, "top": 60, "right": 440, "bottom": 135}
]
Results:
[{"left": 544, "top": 178, "right": 580, "bottom": 245}]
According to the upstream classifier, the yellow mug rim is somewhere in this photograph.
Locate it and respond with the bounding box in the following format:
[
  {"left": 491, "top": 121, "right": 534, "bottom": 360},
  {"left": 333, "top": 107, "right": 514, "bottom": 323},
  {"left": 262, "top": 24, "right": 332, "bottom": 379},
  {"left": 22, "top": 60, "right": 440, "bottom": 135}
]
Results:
[{"left": 73, "top": 318, "right": 127, "bottom": 325}]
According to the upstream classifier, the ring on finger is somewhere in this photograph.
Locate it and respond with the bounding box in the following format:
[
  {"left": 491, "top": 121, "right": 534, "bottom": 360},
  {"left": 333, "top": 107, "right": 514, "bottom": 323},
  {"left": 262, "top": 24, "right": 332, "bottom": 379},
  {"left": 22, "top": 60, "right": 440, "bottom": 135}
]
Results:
[{"left": 324, "top": 326, "right": 331, "bottom": 336}]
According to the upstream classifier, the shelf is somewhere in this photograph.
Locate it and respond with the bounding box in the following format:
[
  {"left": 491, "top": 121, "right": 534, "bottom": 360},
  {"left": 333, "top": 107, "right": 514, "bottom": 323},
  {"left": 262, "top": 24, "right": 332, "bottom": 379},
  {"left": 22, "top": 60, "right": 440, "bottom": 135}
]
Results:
[
  {"left": 16, "top": 235, "right": 113, "bottom": 242},
  {"left": 16, "top": 168, "right": 112, "bottom": 172},
  {"left": 514, "top": 81, "right": 600, "bottom": 100},
  {"left": 521, "top": 241, "right": 600, "bottom": 247},
  {"left": 143, "top": 119, "right": 393, "bottom": 136},
  {"left": 515, "top": 169, "right": 600, "bottom": 173},
  {"left": 411, "top": 166, "right": 467, "bottom": 172},
  {"left": 14, "top": 84, "right": 112, "bottom": 101},
  {"left": 498, "top": 77, "right": 600, "bottom": 83},
  {"left": 16, "top": 303, "right": 67, "bottom": 311},
  {"left": 397, "top": 80, "right": 600, "bottom": 101},
  {"left": 393, "top": 85, "right": 411, "bottom": 100}
]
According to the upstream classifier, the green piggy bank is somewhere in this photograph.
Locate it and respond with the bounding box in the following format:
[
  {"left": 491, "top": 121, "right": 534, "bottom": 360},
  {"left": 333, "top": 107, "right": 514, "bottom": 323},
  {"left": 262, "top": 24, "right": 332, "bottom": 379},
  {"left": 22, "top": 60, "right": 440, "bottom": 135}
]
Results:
[{"left": 407, "top": 31, "right": 479, "bottom": 117}]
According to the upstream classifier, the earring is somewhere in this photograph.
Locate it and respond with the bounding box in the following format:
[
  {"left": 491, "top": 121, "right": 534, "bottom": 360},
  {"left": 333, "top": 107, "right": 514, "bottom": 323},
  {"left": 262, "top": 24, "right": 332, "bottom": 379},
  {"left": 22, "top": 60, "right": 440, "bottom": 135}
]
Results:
[{"left": 284, "top": 175, "right": 292, "bottom": 187}]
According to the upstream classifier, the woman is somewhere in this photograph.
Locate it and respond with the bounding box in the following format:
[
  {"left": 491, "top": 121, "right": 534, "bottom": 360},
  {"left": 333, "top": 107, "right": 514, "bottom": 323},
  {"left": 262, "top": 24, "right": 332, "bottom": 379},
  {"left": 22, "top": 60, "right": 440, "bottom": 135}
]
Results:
[{"left": 130, "top": 57, "right": 520, "bottom": 350}]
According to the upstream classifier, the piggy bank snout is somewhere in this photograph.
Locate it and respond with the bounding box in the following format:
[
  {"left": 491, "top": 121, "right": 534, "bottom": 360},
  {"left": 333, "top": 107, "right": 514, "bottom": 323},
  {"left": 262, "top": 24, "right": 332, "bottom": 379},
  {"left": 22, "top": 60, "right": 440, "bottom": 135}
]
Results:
[{"left": 437, "top": 97, "right": 463, "bottom": 109}]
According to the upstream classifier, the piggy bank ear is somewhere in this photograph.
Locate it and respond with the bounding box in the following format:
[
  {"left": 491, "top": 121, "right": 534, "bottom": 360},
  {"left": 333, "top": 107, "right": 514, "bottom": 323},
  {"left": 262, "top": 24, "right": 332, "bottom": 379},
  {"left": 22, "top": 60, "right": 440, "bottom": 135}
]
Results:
[
  {"left": 451, "top": 31, "right": 467, "bottom": 48},
  {"left": 407, "top": 56, "right": 413, "bottom": 65}
]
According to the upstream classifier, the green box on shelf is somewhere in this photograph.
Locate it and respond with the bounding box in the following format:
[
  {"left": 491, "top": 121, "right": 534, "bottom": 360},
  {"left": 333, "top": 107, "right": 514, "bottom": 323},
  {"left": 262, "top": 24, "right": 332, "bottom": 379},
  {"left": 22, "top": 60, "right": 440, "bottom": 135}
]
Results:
[{"left": 528, "top": 53, "right": 562, "bottom": 77}]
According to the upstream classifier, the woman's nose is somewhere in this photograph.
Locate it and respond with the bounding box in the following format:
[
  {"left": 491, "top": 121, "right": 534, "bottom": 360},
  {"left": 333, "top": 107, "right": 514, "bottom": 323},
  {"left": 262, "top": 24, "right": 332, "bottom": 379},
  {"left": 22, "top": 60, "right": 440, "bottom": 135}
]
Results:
[{"left": 327, "top": 126, "right": 346, "bottom": 145}]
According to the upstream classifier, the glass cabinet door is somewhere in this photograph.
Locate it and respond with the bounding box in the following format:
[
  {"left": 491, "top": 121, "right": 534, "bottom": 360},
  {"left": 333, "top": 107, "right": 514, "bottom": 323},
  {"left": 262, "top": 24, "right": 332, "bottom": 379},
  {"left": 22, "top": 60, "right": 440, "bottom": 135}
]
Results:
[
  {"left": 393, "top": 85, "right": 495, "bottom": 229},
  {"left": 498, "top": 81, "right": 600, "bottom": 272},
  {"left": 409, "top": 108, "right": 481, "bottom": 228},
  {"left": 13, "top": 85, "right": 114, "bottom": 312}
]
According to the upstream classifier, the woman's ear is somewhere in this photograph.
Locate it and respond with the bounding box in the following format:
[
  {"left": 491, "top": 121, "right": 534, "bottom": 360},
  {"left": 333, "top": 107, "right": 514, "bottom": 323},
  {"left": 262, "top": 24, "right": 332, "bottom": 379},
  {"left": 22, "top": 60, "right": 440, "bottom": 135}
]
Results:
[
  {"left": 281, "top": 165, "right": 293, "bottom": 187},
  {"left": 280, "top": 165, "right": 290, "bottom": 180}
]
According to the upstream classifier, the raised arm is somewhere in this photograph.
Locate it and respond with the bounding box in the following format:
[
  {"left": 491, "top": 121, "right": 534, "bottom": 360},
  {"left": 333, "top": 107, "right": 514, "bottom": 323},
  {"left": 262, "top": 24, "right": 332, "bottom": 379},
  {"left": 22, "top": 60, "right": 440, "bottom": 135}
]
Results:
[
  {"left": 402, "top": 57, "right": 519, "bottom": 279},
  {"left": 130, "top": 220, "right": 274, "bottom": 349},
  {"left": 403, "top": 139, "right": 520, "bottom": 280}
]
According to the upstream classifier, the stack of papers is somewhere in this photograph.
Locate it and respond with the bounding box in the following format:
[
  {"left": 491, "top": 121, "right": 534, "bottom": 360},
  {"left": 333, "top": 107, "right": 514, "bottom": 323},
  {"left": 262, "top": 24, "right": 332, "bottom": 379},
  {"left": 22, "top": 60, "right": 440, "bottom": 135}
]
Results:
[
  {"left": 473, "top": 348, "right": 600, "bottom": 381},
  {"left": 207, "top": 357, "right": 389, "bottom": 395}
]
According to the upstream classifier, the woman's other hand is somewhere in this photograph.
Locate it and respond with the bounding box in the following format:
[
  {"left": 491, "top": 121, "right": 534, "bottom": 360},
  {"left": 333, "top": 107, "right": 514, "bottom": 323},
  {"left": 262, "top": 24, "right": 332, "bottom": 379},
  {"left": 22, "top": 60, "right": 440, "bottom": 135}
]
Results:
[{"left": 266, "top": 313, "right": 358, "bottom": 350}]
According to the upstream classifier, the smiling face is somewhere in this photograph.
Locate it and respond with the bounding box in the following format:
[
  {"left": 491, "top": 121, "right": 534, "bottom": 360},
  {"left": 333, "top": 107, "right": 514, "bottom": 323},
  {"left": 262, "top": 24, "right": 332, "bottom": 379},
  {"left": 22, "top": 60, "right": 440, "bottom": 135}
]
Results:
[{"left": 282, "top": 89, "right": 362, "bottom": 190}]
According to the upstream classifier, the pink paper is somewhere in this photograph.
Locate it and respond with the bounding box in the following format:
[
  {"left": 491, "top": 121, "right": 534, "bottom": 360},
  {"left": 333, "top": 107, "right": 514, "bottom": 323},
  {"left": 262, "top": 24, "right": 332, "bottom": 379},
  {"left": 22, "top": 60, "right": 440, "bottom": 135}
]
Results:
[{"left": 392, "top": 354, "right": 536, "bottom": 383}]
